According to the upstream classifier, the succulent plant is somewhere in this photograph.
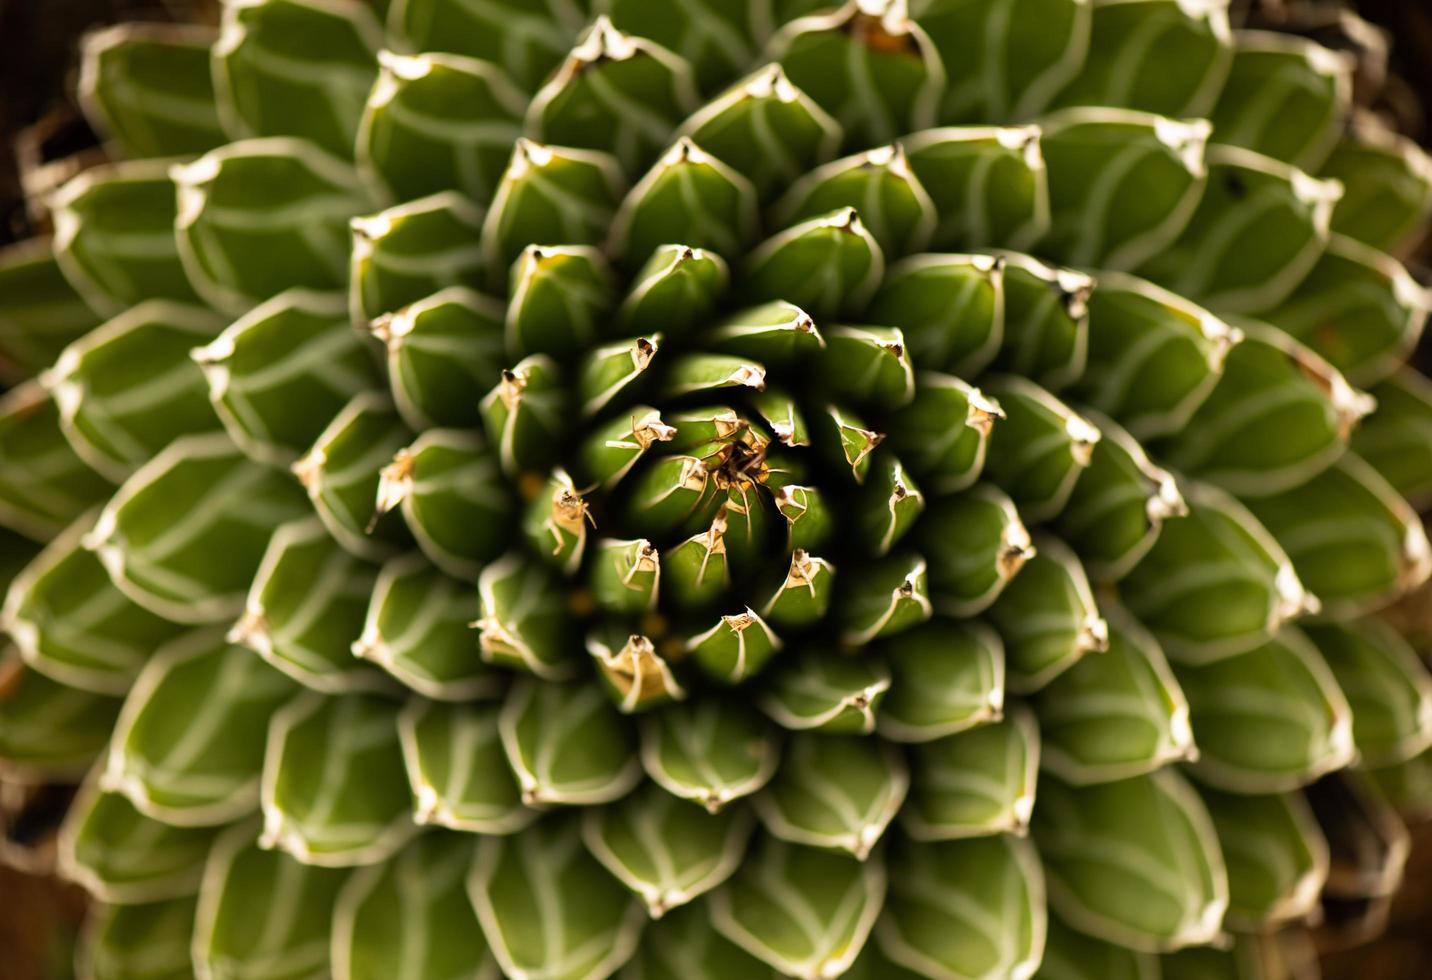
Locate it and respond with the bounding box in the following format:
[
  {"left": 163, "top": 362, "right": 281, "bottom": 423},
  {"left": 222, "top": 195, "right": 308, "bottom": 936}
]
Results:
[{"left": 3, "top": 0, "right": 1432, "bottom": 977}]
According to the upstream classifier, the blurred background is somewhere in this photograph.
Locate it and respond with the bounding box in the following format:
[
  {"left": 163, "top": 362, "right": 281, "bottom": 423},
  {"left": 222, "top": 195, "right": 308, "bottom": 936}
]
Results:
[{"left": 1, "top": 1, "right": 1431, "bottom": 978}]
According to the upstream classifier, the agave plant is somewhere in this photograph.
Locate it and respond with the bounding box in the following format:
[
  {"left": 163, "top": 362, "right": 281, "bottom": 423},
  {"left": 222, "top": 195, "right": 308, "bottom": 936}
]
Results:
[{"left": 2, "top": 0, "right": 1432, "bottom": 977}]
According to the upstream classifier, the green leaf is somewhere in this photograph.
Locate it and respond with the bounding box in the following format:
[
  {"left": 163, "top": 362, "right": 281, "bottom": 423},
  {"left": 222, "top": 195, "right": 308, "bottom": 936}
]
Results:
[
  {"left": 375, "top": 429, "right": 513, "bottom": 579},
  {"left": 1207, "top": 31, "right": 1351, "bottom": 171},
  {"left": 1352, "top": 368, "right": 1432, "bottom": 509},
  {"left": 1260, "top": 234, "right": 1430, "bottom": 387},
  {"left": 357, "top": 50, "right": 526, "bottom": 206},
  {"left": 333, "top": 833, "right": 499, "bottom": 980},
  {"left": 581, "top": 335, "right": 661, "bottom": 417},
  {"left": 0, "top": 240, "right": 102, "bottom": 380},
  {"left": 78, "top": 22, "right": 226, "bottom": 158},
  {"left": 80, "top": 896, "right": 197, "bottom": 980},
  {"left": 1034, "top": 912, "right": 1158, "bottom": 980},
  {"left": 193, "top": 290, "right": 382, "bottom": 466},
  {"left": 385, "top": 0, "right": 577, "bottom": 90},
  {"left": 3, "top": 510, "right": 182, "bottom": 695},
  {"left": 876, "top": 618, "right": 1004, "bottom": 743},
  {"left": 1140, "top": 146, "right": 1339, "bottom": 316},
  {"left": 607, "top": 0, "right": 761, "bottom": 93},
  {"left": 193, "top": 821, "right": 348, "bottom": 980},
  {"left": 688, "top": 607, "right": 783, "bottom": 684},
  {"left": 0, "top": 656, "right": 121, "bottom": 780},
  {"left": 1159, "top": 322, "right": 1372, "bottom": 498},
  {"left": 877, "top": 834, "right": 1046, "bottom": 980},
  {"left": 293, "top": 392, "right": 413, "bottom": 560},
  {"left": 523, "top": 468, "right": 593, "bottom": 575},
  {"left": 262, "top": 692, "right": 417, "bottom": 866},
  {"left": 837, "top": 552, "right": 932, "bottom": 645},
  {"left": 396, "top": 699, "right": 534, "bottom": 835},
  {"left": 759, "top": 648, "right": 891, "bottom": 735},
  {"left": 87, "top": 432, "right": 309, "bottom": 624},
  {"left": 760, "top": 550, "right": 836, "bottom": 629},
  {"left": 773, "top": 2, "right": 943, "bottom": 149},
  {"left": 1038, "top": 109, "right": 1209, "bottom": 270},
  {"left": 992, "top": 252, "right": 1093, "bottom": 392},
  {"left": 480, "top": 140, "right": 626, "bottom": 276},
  {"left": 104, "top": 628, "right": 297, "bottom": 827},
  {"left": 590, "top": 538, "right": 661, "bottom": 617},
  {"left": 350, "top": 191, "right": 486, "bottom": 326},
  {"left": 576, "top": 409, "right": 676, "bottom": 493},
  {"left": 989, "top": 534, "right": 1108, "bottom": 694},
  {"left": 173, "top": 138, "right": 372, "bottom": 314},
  {"left": 640, "top": 699, "right": 780, "bottom": 812},
  {"left": 617, "top": 902, "right": 784, "bottom": 979},
  {"left": 1124, "top": 481, "right": 1317, "bottom": 662},
  {"left": 917, "top": 0, "right": 1090, "bottom": 122},
  {"left": 1053, "top": 0, "right": 1233, "bottom": 117},
  {"left": 812, "top": 404, "right": 884, "bottom": 484},
  {"left": 233, "top": 518, "right": 388, "bottom": 694},
  {"left": 374, "top": 286, "right": 506, "bottom": 431},
  {"left": 213, "top": 0, "right": 382, "bottom": 157},
  {"left": 850, "top": 452, "right": 922, "bottom": 555},
  {"left": 479, "top": 355, "right": 568, "bottom": 478},
  {"left": 1056, "top": 409, "right": 1186, "bottom": 582},
  {"left": 50, "top": 160, "right": 201, "bottom": 313},
  {"left": 902, "top": 126, "right": 1049, "bottom": 251},
  {"left": 1365, "top": 748, "right": 1432, "bottom": 822},
  {"left": 60, "top": 779, "right": 213, "bottom": 902},
  {"left": 1079, "top": 274, "right": 1241, "bottom": 437},
  {"left": 1243, "top": 453, "right": 1431, "bottom": 619},
  {"left": 587, "top": 627, "right": 687, "bottom": 714},
  {"left": 902, "top": 707, "right": 1039, "bottom": 840},
  {"left": 774, "top": 144, "right": 936, "bottom": 256},
  {"left": 982, "top": 375, "right": 1100, "bottom": 523},
  {"left": 612, "top": 138, "right": 759, "bottom": 267},
  {"left": 922, "top": 484, "right": 1032, "bottom": 616},
  {"left": 1321, "top": 117, "right": 1432, "bottom": 254},
  {"left": 499, "top": 679, "right": 642, "bottom": 807},
  {"left": 821, "top": 326, "right": 916, "bottom": 410},
  {"left": 1306, "top": 619, "right": 1432, "bottom": 768},
  {"left": 677, "top": 63, "right": 841, "bottom": 202},
  {"left": 506, "top": 244, "right": 616, "bottom": 359},
  {"left": 1034, "top": 769, "right": 1228, "bottom": 952},
  {"left": 389, "top": 611, "right": 491, "bottom": 718},
  {"left": 888, "top": 373, "right": 1002, "bottom": 493},
  {"left": 469, "top": 815, "right": 647, "bottom": 980},
  {"left": 476, "top": 552, "right": 577, "bottom": 680},
  {"left": 584, "top": 781, "right": 754, "bottom": 916},
  {"left": 744, "top": 207, "right": 884, "bottom": 320},
  {"left": 0, "top": 383, "right": 113, "bottom": 541},
  {"left": 756, "top": 733, "right": 908, "bottom": 859},
  {"left": 1197, "top": 787, "right": 1328, "bottom": 929},
  {"left": 528, "top": 18, "right": 698, "bottom": 174},
  {"left": 46, "top": 301, "right": 223, "bottom": 482},
  {"left": 619, "top": 244, "right": 729, "bottom": 339},
  {"left": 772, "top": 483, "right": 835, "bottom": 555},
  {"left": 1175, "top": 627, "right": 1354, "bottom": 793},
  {"left": 1034, "top": 605, "right": 1195, "bottom": 784}
]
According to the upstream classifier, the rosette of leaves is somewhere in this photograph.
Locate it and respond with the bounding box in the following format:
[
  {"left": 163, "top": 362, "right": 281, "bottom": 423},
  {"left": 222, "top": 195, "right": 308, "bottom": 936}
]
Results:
[{"left": 3, "top": 1, "right": 1432, "bottom": 978}]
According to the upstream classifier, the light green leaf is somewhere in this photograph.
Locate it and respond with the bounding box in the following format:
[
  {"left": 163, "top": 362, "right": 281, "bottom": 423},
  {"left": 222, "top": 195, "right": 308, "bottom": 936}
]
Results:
[
  {"left": 357, "top": 49, "right": 526, "bottom": 206},
  {"left": 775, "top": 143, "right": 936, "bottom": 256},
  {"left": 876, "top": 834, "right": 1047, "bottom": 980},
  {"left": 1197, "top": 787, "right": 1328, "bottom": 929},
  {"left": 837, "top": 552, "right": 933, "bottom": 645},
  {"left": 173, "top": 138, "right": 372, "bottom": 315},
  {"left": 923, "top": 484, "right": 1032, "bottom": 616},
  {"left": 350, "top": 191, "right": 486, "bottom": 326},
  {"left": 1306, "top": 619, "right": 1432, "bottom": 768},
  {"left": 902, "top": 706, "right": 1039, "bottom": 841},
  {"left": 0, "top": 382, "right": 113, "bottom": 541},
  {"left": 506, "top": 244, "right": 616, "bottom": 360},
  {"left": 1353, "top": 368, "right": 1432, "bottom": 509},
  {"left": 500, "top": 679, "right": 642, "bottom": 807},
  {"left": 80, "top": 896, "right": 197, "bottom": 980},
  {"left": 193, "top": 820, "right": 348, "bottom": 980},
  {"left": 1033, "top": 912, "right": 1158, "bottom": 980},
  {"left": 193, "top": 290, "right": 382, "bottom": 466},
  {"left": 333, "top": 833, "right": 499, "bottom": 980},
  {"left": 744, "top": 207, "right": 884, "bottom": 320},
  {"left": 1175, "top": 627, "right": 1354, "bottom": 793},
  {"left": 902, "top": 125, "right": 1049, "bottom": 251},
  {"left": 989, "top": 534, "right": 1108, "bottom": 693},
  {"left": 889, "top": 373, "right": 1002, "bottom": 494},
  {"left": 4, "top": 510, "right": 181, "bottom": 694},
  {"left": 756, "top": 733, "right": 908, "bottom": 859},
  {"left": 479, "top": 354, "right": 568, "bottom": 478},
  {"left": 0, "top": 655, "right": 121, "bottom": 780},
  {"left": 607, "top": 0, "right": 761, "bottom": 92},
  {"left": 475, "top": 552, "right": 578, "bottom": 680},
  {"left": 617, "top": 902, "right": 784, "bottom": 979},
  {"left": 468, "top": 815, "right": 647, "bottom": 980},
  {"left": 385, "top": 0, "right": 577, "bottom": 90},
  {"left": 78, "top": 22, "right": 226, "bottom": 158},
  {"left": 613, "top": 138, "right": 759, "bottom": 267},
  {"left": 588, "top": 627, "right": 687, "bottom": 714},
  {"left": 233, "top": 518, "right": 388, "bottom": 694},
  {"left": 60, "top": 778, "right": 213, "bottom": 903},
  {"left": 640, "top": 699, "right": 780, "bottom": 813},
  {"left": 580, "top": 335, "right": 661, "bottom": 418},
  {"left": 397, "top": 699, "right": 534, "bottom": 835},
  {"left": 995, "top": 251, "right": 1093, "bottom": 392},
  {"left": 619, "top": 244, "right": 729, "bottom": 339},
  {"left": 0, "top": 240, "right": 102, "bottom": 379},
  {"left": 261, "top": 692, "right": 416, "bottom": 866},
  {"left": 1034, "top": 768, "right": 1228, "bottom": 952},
  {"left": 688, "top": 607, "right": 783, "bottom": 684},
  {"left": 760, "top": 648, "right": 891, "bottom": 734},
  {"left": 584, "top": 781, "right": 754, "bottom": 916},
  {"left": 876, "top": 618, "right": 1004, "bottom": 743},
  {"left": 981, "top": 375, "right": 1099, "bottom": 522},
  {"left": 104, "top": 628, "right": 297, "bottom": 827},
  {"left": 87, "top": 432, "right": 309, "bottom": 624},
  {"left": 1321, "top": 116, "right": 1432, "bottom": 254},
  {"left": 213, "top": 0, "right": 382, "bottom": 157}
]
